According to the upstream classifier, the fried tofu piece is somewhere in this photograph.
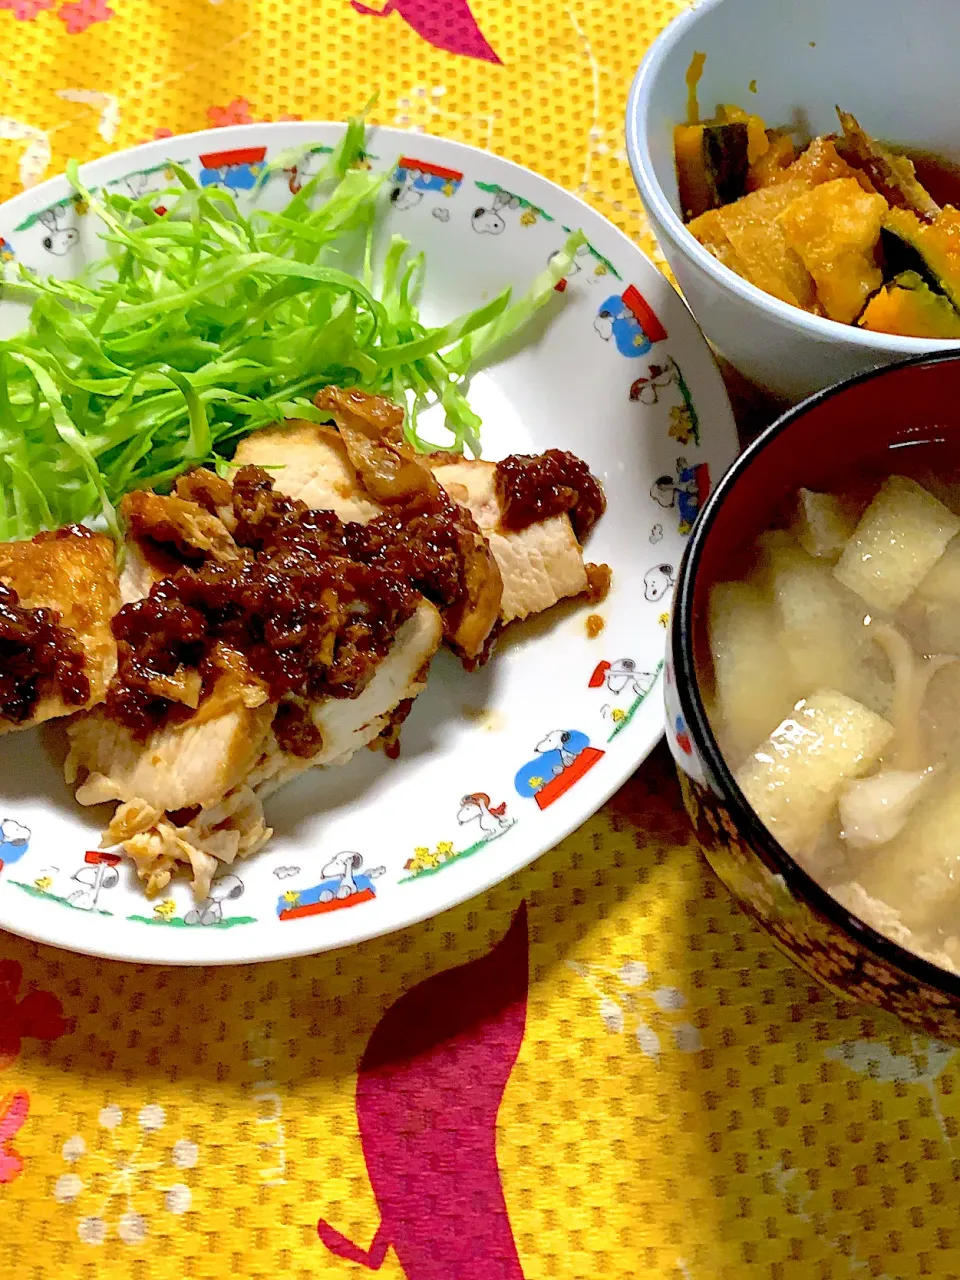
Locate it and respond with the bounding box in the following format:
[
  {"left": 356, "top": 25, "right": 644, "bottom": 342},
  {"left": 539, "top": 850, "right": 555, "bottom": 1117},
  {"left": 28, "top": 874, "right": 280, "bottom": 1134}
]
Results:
[
  {"left": 735, "top": 690, "right": 894, "bottom": 857},
  {"left": 0, "top": 528, "right": 121, "bottom": 731},
  {"left": 834, "top": 476, "right": 960, "bottom": 612},
  {"left": 778, "top": 178, "right": 886, "bottom": 324},
  {"left": 689, "top": 179, "right": 819, "bottom": 310}
]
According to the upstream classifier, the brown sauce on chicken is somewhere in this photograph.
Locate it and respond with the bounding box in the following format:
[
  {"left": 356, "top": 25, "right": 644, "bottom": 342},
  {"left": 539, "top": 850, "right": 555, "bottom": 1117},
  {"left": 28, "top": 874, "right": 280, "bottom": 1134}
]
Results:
[
  {"left": 0, "top": 581, "right": 90, "bottom": 723},
  {"left": 273, "top": 700, "right": 325, "bottom": 758},
  {"left": 494, "top": 449, "right": 606, "bottom": 542},
  {"left": 108, "top": 466, "right": 471, "bottom": 741}
]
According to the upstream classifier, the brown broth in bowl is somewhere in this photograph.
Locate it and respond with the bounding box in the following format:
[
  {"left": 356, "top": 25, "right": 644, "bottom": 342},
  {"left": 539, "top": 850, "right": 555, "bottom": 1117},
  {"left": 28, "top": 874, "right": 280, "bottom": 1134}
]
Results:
[
  {"left": 704, "top": 440, "right": 960, "bottom": 971},
  {"left": 902, "top": 148, "right": 960, "bottom": 212}
]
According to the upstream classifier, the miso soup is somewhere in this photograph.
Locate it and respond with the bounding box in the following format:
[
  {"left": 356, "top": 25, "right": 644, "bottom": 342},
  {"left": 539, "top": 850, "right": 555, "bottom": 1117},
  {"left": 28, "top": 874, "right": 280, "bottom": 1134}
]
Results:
[{"left": 704, "top": 452, "right": 960, "bottom": 972}]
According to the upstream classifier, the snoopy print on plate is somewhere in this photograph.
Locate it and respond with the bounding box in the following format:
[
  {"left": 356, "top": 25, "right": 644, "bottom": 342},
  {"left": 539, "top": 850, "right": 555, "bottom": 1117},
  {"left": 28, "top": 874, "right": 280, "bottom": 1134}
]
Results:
[{"left": 0, "top": 121, "right": 738, "bottom": 964}]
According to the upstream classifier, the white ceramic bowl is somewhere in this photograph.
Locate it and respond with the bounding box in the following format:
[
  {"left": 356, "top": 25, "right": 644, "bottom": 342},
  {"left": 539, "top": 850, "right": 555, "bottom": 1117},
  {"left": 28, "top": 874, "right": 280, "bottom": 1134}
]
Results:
[{"left": 626, "top": 0, "right": 960, "bottom": 402}]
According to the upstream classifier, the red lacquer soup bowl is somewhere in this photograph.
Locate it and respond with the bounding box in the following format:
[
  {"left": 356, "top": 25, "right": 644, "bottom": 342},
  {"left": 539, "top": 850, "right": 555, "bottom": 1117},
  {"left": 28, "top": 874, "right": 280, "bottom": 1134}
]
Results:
[{"left": 668, "top": 352, "right": 960, "bottom": 1039}]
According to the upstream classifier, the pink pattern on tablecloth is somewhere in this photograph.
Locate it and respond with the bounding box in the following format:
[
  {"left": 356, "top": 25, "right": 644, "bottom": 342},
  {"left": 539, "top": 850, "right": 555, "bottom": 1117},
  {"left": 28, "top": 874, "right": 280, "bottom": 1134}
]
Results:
[
  {"left": 318, "top": 903, "right": 528, "bottom": 1275},
  {"left": 0, "top": 959, "right": 71, "bottom": 1071},
  {"left": 57, "top": 0, "right": 114, "bottom": 33},
  {"left": 0, "top": 0, "right": 54, "bottom": 20},
  {"left": 351, "top": 0, "right": 501, "bottom": 63},
  {"left": 207, "top": 98, "right": 255, "bottom": 128}
]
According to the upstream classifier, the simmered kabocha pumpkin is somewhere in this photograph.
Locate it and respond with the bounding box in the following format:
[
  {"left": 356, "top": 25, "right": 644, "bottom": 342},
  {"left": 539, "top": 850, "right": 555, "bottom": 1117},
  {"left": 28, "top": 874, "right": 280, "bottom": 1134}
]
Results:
[
  {"left": 881, "top": 207, "right": 960, "bottom": 312},
  {"left": 674, "top": 121, "right": 750, "bottom": 220},
  {"left": 859, "top": 271, "right": 960, "bottom": 338},
  {"left": 676, "top": 103, "right": 960, "bottom": 337}
]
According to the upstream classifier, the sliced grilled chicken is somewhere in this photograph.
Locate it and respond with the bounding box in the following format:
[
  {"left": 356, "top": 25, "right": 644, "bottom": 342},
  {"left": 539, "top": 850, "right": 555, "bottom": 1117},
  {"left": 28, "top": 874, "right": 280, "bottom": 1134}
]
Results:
[
  {"left": 0, "top": 528, "right": 121, "bottom": 731},
  {"left": 65, "top": 656, "right": 275, "bottom": 813},
  {"left": 250, "top": 597, "right": 444, "bottom": 796},
  {"left": 235, "top": 420, "right": 591, "bottom": 628},
  {"left": 231, "top": 420, "right": 383, "bottom": 523},
  {"left": 118, "top": 484, "right": 241, "bottom": 604},
  {"left": 65, "top": 656, "right": 276, "bottom": 897},
  {"left": 1, "top": 387, "right": 605, "bottom": 902},
  {"left": 234, "top": 404, "right": 503, "bottom": 662},
  {"left": 428, "top": 458, "right": 589, "bottom": 624},
  {"left": 121, "top": 487, "right": 239, "bottom": 564}
]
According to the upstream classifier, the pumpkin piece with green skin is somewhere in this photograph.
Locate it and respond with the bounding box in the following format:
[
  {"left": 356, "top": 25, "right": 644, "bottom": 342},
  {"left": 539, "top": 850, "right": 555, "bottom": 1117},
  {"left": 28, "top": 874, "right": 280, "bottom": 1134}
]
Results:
[
  {"left": 859, "top": 270, "right": 960, "bottom": 338},
  {"left": 675, "top": 120, "right": 750, "bottom": 220},
  {"left": 777, "top": 177, "right": 887, "bottom": 323},
  {"left": 714, "top": 104, "right": 770, "bottom": 165},
  {"left": 882, "top": 206, "right": 960, "bottom": 312}
]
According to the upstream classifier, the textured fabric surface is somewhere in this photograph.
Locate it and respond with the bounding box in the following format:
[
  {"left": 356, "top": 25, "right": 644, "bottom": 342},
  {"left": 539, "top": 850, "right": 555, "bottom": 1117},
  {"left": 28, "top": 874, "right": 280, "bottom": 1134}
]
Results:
[{"left": 1, "top": 4, "right": 960, "bottom": 1278}]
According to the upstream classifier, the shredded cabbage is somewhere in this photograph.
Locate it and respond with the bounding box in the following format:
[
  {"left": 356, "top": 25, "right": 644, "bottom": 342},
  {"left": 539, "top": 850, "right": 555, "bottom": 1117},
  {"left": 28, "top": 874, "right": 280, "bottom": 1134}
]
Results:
[{"left": 0, "top": 115, "right": 585, "bottom": 539}]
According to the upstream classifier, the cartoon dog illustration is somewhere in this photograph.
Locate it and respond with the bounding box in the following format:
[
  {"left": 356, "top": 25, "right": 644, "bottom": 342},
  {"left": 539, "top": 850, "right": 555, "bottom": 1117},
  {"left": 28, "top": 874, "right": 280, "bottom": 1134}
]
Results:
[
  {"left": 120, "top": 170, "right": 150, "bottom": 199},
  {"left": 589, "top": 658, "right": 661, "bottom": 734},
  {"left": 276, "top": 852, "right": 385, "bottom": 919},
  {"left": 514, "top": 730, "right": 605, "bottom": 809},
  {"left": 283, "top": 146, "right": 332, "bottom": 194},
  {"left": 472, "top": 188, "right": 521, "bottom": 235},
  {"left": 390, "top": 158, "right": 464, "bottom": 211},
  {"left": 198, "top": 146, "right": 267, "bottom": 192},
  {"left": 588, "top": 658, "right": 657, "bottom": 699},
  {"left": 317, "top": 852, "right": 384, "bottom": 902},
  {"left": 0, "top": 820, "right": 29, "bottom": 850},
  {"left": 66, "top": 850, "right": 121, "bottom": 911},
  {"left": 38, "top": 206, "right": 78, "bottom": 256},
  {"left": 536, "top": 729, "right": 582, "bottom": 773},
  {"left": 550, "top": 240, "right": 612, "bottom": 282},
  {"left": 184, "top": 873, "right": 245, "bottom": 926},
  {"left": 643, "top": 563, "right": 676, "bottom": 602},
  {"left": 390, "top": 166, "right": 424, "bottom": 210},
  {"left": 458, "top": 793, "right": 512, "bottom": 840},
  {"left": 595, "top": 285, "right": 668, "bottom": 358},
  {"left": 548, "top": 240, "right": 592, "bottom": 275},
  {"left": 650, "top": 457, "right": 710, "bottom": 535},
  {"left": 0, "top": 818, "right": 29, "bottom": 877},
  {"left": 630, "top": 358, "right": 679, "bottom": 405}
]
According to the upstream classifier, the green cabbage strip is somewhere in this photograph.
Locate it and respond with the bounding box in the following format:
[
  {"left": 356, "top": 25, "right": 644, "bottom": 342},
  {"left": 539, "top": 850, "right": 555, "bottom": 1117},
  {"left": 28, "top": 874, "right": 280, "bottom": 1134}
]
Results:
[{"left": 0, "top": 117, "right": 585, "bottom": 540}]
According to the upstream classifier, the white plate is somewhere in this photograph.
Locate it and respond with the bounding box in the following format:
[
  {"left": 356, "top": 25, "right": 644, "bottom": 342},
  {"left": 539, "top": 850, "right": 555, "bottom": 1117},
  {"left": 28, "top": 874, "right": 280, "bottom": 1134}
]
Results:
[{"left": 0, "top": 123, "right": 737, "bottom": 964}]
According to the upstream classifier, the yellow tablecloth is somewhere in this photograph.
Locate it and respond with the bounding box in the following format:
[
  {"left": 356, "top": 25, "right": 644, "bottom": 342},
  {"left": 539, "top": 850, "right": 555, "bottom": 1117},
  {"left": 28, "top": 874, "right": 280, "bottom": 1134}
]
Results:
[{"left": 1, "top": 3, "right": 959, "bottom": 1277}]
